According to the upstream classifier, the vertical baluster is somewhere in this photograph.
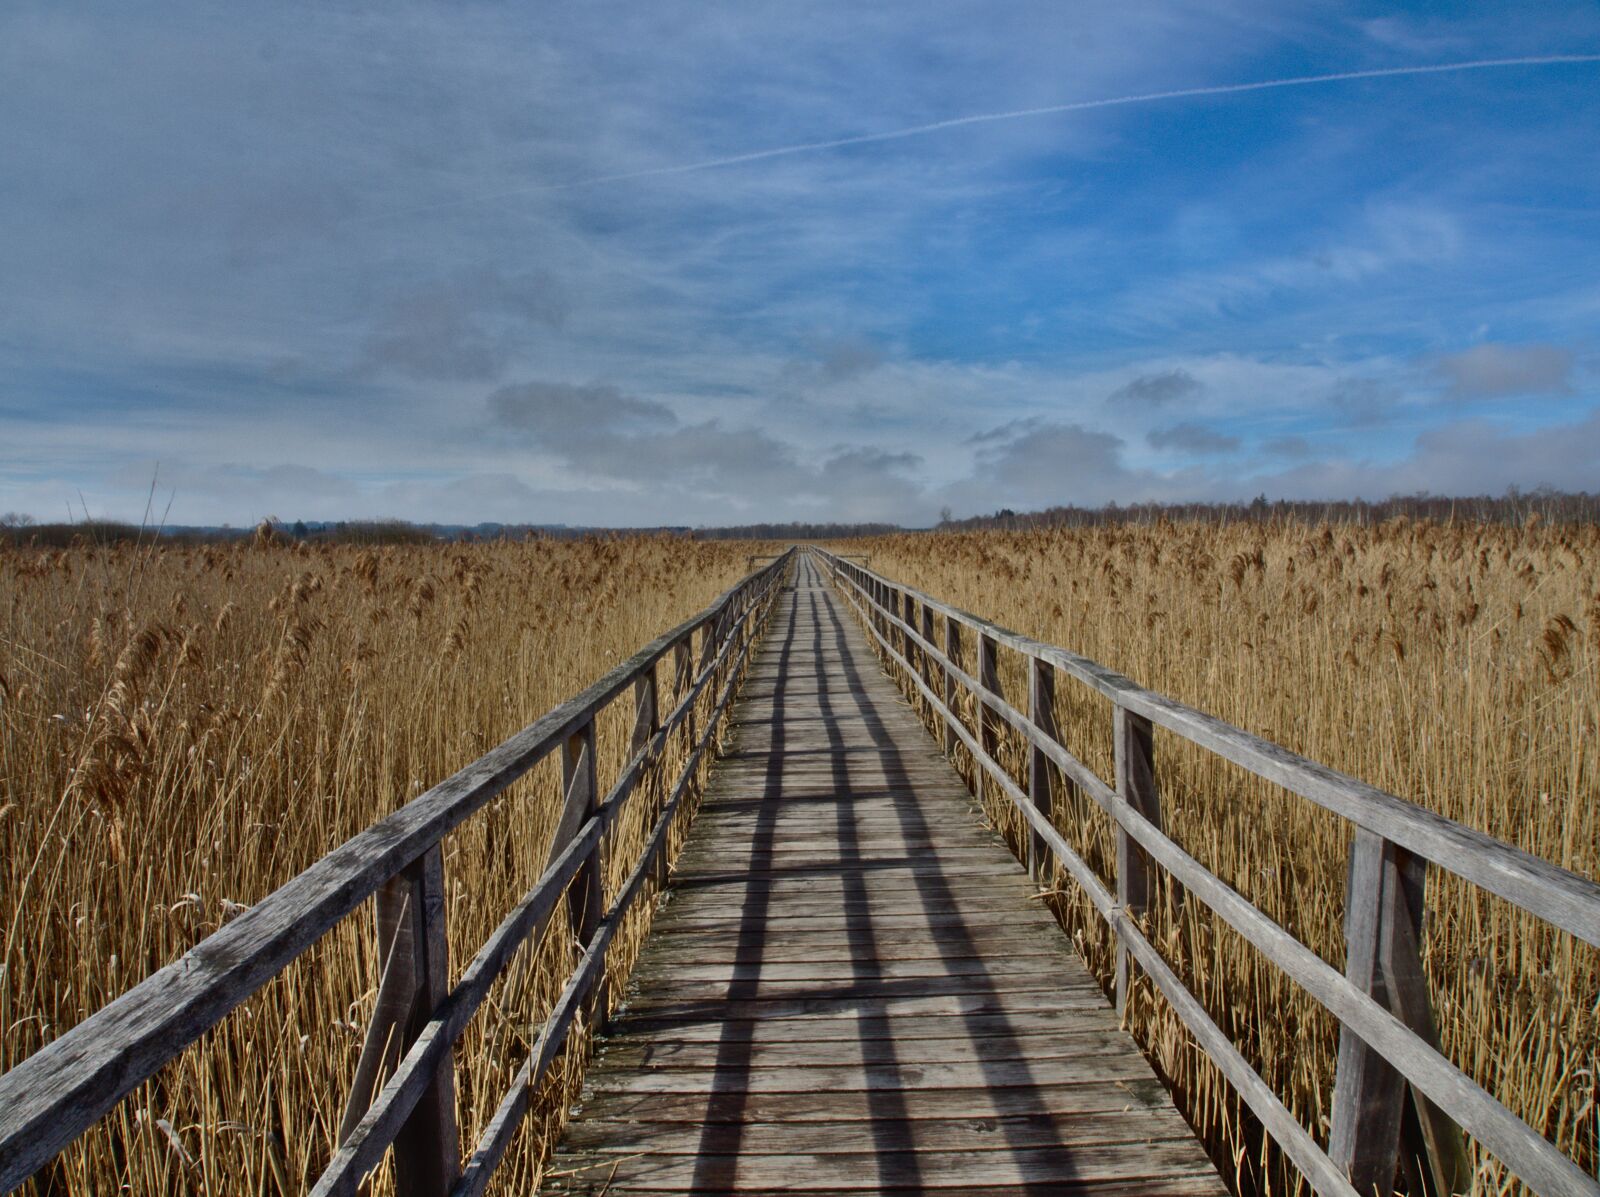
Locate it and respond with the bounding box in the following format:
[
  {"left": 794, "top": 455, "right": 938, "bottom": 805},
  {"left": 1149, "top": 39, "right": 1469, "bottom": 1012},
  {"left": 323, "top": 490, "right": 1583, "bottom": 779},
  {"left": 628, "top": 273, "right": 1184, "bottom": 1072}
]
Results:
[
  {"left": 977, "top": 633, "right": 1001, "bottom": 805},
  {"left": 1331, "top": 830, "right": 1469, "bottom": 1197},
  {"left": 339, "top": 846, "right": 459, "bottom": 1197},
  {"left": 1113, "top": 705, "right": 1160, "bottom": 1018},
  {"left": 943, "top": 618, "right": 961, "bottom": 754},
  {"left": 562, "top": 719, "right": 604, "bottom": 1021},
  {"left": 1027, "top": 657, "right": 1058, "bottom": 886},
  {"left": 919, "top": 604, "right": 937, "bottom": 718},
  {"left": 632, "top": 668, "right": 665, "bottom": 887},
  {"left": 674, "top": 634, "right": 695, "bottom": 748}
]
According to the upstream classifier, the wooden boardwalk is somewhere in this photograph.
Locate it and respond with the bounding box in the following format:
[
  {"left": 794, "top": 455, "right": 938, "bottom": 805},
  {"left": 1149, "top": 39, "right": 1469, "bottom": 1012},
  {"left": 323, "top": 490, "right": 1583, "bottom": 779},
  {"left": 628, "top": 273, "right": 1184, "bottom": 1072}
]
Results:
[{"left": 542, "top": 554, "right": 1223, "bottom": 1195}]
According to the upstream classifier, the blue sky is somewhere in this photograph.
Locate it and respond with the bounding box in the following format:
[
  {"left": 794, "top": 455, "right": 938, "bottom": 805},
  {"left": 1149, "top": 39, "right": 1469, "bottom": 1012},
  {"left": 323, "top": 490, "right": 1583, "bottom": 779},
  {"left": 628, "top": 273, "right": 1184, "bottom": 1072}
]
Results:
[{"left": 2, "top": 2, "right": 1598, "bottom": 527}]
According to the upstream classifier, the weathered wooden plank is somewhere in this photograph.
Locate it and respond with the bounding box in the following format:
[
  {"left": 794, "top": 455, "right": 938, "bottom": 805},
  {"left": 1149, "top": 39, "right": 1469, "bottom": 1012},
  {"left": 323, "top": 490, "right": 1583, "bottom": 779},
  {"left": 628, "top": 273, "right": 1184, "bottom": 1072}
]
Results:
[
  {"left": 569, "top": 1077, "right": 1182, "bottom": 1124},
  {"left": 560, "top": 1109, "right": 1195, "bottom": 1155},
  {"left": 627, "top": 956, "right": 1086, "bottom": 985},
  {"left": 577, "top": 1054, "right": 1165, "bottom": 1096},
  {"left": 544, "top": 1140, "right": 1220, "bottom": 1191},
  {"left": 596, "top": 1008, "right": 1117, "bottom": 1046},
  {"left": 593, "top": 1029, "right": 1141, "bottom": 1070}
]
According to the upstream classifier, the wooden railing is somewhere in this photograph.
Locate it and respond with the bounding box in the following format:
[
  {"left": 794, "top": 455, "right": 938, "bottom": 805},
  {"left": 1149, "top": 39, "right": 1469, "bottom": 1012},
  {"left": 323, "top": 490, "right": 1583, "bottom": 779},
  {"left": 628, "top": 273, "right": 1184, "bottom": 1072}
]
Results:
[
  {"left": 0, "top": 549, "right": 794, "bottom": 1196},
  {"left": 814, "top": 547, "right": 1600, "bottom": 1197}
]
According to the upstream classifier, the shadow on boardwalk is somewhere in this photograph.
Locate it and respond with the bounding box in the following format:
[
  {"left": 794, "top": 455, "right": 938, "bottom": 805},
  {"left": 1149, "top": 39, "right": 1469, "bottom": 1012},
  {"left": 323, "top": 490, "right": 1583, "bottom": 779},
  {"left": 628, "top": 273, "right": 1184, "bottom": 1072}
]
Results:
[{"left": 542, "top": 555, "right": 1222, "bottom": 1195}]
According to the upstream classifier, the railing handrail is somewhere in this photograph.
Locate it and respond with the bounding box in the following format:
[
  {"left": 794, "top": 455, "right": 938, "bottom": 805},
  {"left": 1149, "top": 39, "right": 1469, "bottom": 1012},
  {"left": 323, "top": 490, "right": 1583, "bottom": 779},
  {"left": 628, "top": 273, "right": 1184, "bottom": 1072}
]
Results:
[
  {"left": 0, "top": 548, "right": 795, "bottom": 1193},
  {"left": 813, "top": 548, "right": 1598, "bottom": 945},
  {"left": 812, "top": 546, "right": 1599, "bottom": 1197}
]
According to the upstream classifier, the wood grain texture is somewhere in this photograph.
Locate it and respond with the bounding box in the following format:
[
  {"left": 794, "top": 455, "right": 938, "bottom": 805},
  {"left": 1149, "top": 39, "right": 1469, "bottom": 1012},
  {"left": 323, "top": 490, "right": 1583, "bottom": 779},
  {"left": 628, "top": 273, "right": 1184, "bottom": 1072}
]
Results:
[{"left": 540, "top": 554, "right": 1222, "bottom": 1197}]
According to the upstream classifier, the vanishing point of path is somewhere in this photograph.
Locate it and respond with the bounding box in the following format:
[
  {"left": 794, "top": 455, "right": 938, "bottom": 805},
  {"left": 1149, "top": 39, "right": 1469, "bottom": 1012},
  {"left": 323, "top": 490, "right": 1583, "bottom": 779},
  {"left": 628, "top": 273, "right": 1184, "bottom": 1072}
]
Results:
[{"left": 541, "top": 553, "right": 1224, "bottom": 1195}]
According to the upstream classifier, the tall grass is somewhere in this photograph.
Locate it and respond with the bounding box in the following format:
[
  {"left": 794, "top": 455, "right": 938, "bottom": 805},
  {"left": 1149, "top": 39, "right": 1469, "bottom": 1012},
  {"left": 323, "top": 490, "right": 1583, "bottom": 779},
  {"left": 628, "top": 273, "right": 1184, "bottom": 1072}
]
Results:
[
  {"left": 0, "top": 534, "right": 762, "bottom": 1193},
  {"left": 837, "top": 520, "right": 1598, "bottom": 1196}
]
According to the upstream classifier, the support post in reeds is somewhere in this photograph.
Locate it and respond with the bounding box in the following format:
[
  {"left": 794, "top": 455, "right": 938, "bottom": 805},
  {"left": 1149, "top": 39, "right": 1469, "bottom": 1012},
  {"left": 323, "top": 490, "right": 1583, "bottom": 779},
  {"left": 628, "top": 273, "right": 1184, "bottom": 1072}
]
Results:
[
  {"left": 1026, "top": 657, "right": 1058, "bottom": 886},
  {"left": 977, "top": 633, "right": 1001, "bottom": 806},
  {"left": 919, "top": 604, "right": 937, "bottom": 722},
  {"left": 633, "top": 669, "right": 666, "bottom": 887},
  {"left": 674, "top": 634, "right": 695, "bottom": 748},
  {"left": 943, "top": 618, "right": 961, "bottom": 754},
  {"left": 339, "top": 846, "right": 459, "bottom": 1197},
  {"left": 1113, "top": 705, "right": 1160, "bottom": 1019},
  {"left": 562, "top": 718, "right": 605, "bottom": 1021},
  {"left": 1331, "top": 830, "right": 1470, "bottom": 1197}
]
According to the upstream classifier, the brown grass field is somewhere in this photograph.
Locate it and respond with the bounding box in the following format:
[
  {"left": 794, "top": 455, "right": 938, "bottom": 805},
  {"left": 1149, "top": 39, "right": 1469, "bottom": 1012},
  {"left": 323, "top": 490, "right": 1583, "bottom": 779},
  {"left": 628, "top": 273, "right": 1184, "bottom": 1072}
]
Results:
[
  {"left": 0, "top": 534, "right": 761, "bottom": 1194},
  {"left": 833, "top": 520, "right": 1598, "bottom": 1195},
  {"left": 2, "top": 521, "right": 1596, "bottom": 1195}
]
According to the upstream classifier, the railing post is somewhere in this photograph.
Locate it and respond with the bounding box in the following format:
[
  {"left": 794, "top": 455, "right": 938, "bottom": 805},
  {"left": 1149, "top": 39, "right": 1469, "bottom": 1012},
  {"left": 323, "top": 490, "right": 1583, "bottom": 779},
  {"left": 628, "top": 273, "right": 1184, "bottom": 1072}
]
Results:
[
  {"left": 977, "top": 632, "right": 1001, "bottom": 803},
  {"left": 339, "top": 845, "right": 459, "bottom": 1197},
  {"left": 632, "top": 669, "right": 666, "bottom": 887},
  {"left": 908, "top": 595, "right": 921, "bottom": 678},
  {"left": 1331, "top": 830, "right": 1469, "bottom": 1197},
  {"left": 562, "top": 719, "right": 604, "bottom": 1019},
  {"left": 919, "top": 604, "right": 936, "bottom": 715},
  {"left": 1027, "top": 657, "right": 1058, "bottom": 886},
  {"left": 1113, "top": 705, "right": 1160, "bottom": 1018},
  {"left": 674, "top": 632, "right": 695, "bottom": 747},
  {"left": 943, "top": 618, "right": 961, "bottom": 754}
]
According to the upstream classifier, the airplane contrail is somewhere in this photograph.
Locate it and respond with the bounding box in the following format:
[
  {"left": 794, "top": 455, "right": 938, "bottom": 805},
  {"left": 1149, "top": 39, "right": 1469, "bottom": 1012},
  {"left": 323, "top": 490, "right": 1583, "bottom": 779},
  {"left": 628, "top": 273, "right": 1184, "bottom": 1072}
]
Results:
[
  {"left": 372, "top": 53, "right": 1600, "bottom": 218},
  {"left": 555, "top": 54, "right": 1600, "bottom": 190}
]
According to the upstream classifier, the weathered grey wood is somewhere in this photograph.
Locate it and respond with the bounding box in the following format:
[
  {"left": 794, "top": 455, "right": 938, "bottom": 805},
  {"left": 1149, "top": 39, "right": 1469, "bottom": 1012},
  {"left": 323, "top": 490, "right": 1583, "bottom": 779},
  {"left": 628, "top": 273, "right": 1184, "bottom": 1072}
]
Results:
[
  {"left": 314, "top": 819, "right": 606, "bottom": 1196},
  {"left": 563, "top": 721, "right": 603, "bottom": 947},
  {"left": 338, "top": 874, "right": 424, "bottom": 1148},
  {"left": 1027, "top": 657, "right": 1057, "bottom": 886},
  {"left": 977, "top": 630, "right": 1001, "bottom": 808},
  {"left": 943, "top": 615, "right": 961, "bottom": 754},
  {"left": 333, "top": 848, "right": 459, "bottom": 1196},
  {"left": 539, "top": 555, "right": 1223, "bottom": 1197},
  {"left": 1330, "top": 830, "right": 1407, "bottom": 1193},
  {"left": 545, "top": 1141, "right": 1222, "bottom": 1194},
  {"left": 634, "top": 670, "right": 669, "bottom": 889},
  {"left": 1113, "top": 706, "right": 1159, "bottom": 1018},
  {"left": 0, "top": 552, "right": 793, "bottom": 1192},
  {"left": 632, "top": 671, "right": 660, "bottom": 758},
  {"left": 1331, "top": 832, "right": 1470, "bottom": 1197}
]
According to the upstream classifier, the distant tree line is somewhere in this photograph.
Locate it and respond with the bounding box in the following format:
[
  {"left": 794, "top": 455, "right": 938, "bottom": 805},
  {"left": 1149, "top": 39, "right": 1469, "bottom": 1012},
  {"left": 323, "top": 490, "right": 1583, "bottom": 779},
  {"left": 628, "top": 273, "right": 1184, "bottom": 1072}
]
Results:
[
  {"left": 933, "top": 489, "right": 1600, "bottom": 532},
  {"left": 6, "top": 489, "right": 1595, "bottom": 550},
  {"left": 693, "top": 520, "right": 901, "bottom": 541}
]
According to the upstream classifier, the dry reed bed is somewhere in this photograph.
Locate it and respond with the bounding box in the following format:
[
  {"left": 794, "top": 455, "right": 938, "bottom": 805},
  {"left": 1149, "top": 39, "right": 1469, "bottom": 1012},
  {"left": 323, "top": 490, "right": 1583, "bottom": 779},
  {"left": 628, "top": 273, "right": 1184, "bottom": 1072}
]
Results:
[
  {"left": 0, "top": 534, "right": 764, "bottom": 1194},
  {"left": 834, "top": 521, "right": 1598, "bottom": 1196}
]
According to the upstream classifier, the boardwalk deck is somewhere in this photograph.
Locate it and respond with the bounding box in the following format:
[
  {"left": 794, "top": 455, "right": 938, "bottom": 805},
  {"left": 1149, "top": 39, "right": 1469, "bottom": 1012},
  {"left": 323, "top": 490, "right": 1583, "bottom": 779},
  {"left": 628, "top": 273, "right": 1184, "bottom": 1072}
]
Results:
[{"left": 541, "top": 555, "right": 1224, "bottom": 1196}]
